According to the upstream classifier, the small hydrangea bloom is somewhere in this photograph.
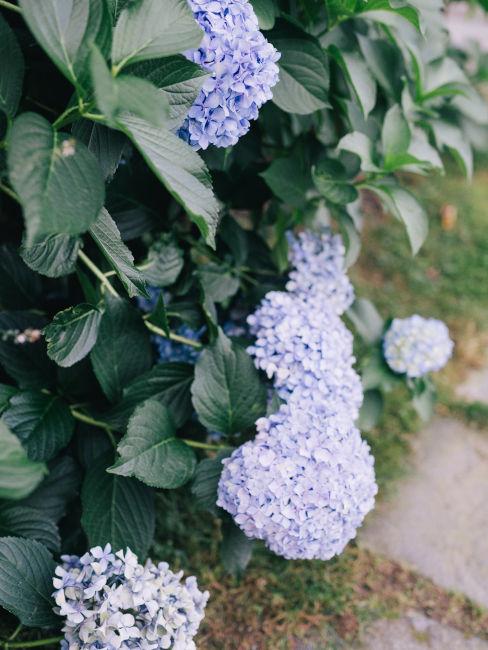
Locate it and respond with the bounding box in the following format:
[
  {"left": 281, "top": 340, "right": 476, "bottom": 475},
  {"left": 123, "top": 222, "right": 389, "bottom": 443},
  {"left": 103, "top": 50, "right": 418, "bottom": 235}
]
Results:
[
  {"left": 217, "top": 401, "right": 377, "bottom": 560},
  {"left": 53, "top": 545, "right": 209, "bottom": 650},
  {"left": 383, "top": 315, "right": 454, "bottom": 378},
  {"left": 179, "top": 0, "right": 280, "bottom": 149}
]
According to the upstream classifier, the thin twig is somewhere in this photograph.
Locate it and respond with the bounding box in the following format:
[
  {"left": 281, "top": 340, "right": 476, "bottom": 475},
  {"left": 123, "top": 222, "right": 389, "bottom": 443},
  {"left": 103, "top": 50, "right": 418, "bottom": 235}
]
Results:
[
  {"left": 70, "top": 408, "right": 117, "bottom": 448},
  {"left": 77, "top": 250, "right": 119, "bottom": 297},
  {"left": 2, "top": 637, "right": 64, "bottom": 649},
  {"left": 144, "top": 320, "right": 203, "bottom": 350}
]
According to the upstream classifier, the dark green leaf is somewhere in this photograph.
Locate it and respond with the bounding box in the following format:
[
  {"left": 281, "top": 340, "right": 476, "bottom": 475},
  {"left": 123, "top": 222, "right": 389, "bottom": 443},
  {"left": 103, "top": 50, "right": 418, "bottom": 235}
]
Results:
[
  {"left": 118, "top": 114, "right": 220, "bottom": 248},
  {"left": 269, "top": 19, "right": 330, "bottom": 115},
  {"left": 198, "top": 264, "right": 240, "bottom": 304},
  {"left": 89, "top": 207, "right": 149, "bottom": 298},
  {"left": 0, "top": 537, "right": 58, "bottom": 627},
  {"left": 192, "top": 330, "right": 266, "bottom": 434},
  {"left": 72, "top": 120, "right": 128, "bottom": 180},
  {"left": 21, "top": 234, "right": 81, "bottom": 278},
  {"left": 76, "top": 423, "right": 113, "bottom": 469},
  {"left": 0, "top": 13, "right": 24, "bottom": 117},
  {"left": 0, "top": 420, "right": 46, "bottom": 501},
  {"left": 346, "top": 298, "right": 384, "bottom": 344},
  {"left": 0, "top": 505, "right": 60, "bottom": 551},
  {"left": 329, "top": 46, "right": 376, "bottom": 117},
  {"left": 220, "top": 516, "right": 254, "bottom": 577},
  {"left": 111, "top": 0, "right": 203, "bottom": 71},
  {"left": 0, "top": 384, "right": 17, "bottom": 416},
  {"left": 357, "top": 389, "right": 383, "bottom": 431},
  {"left": 147, "top": 293, "right": 170, "bottom": 337},
  {"left": 250, "top": 0, "right": 276, "bottom": 29},
  {"left": 8, "top": 112, "right": 105, "bottom": 245},
  {"left": 81, "top": 452, "right": 155, "bottom": 559},
  {"left": 0, "top": 244, "right": 42, "bottom": 309},
  {"left": 91, "top": 294, "right": 152, "bottom": 402},
  {"left": 260, "top": 156, "right": 311, "bottom": 206},
  {"left": 44, "top": 303, "right": 103, "bottom": 368},
  {"left": 191, "top": 449, "right": 232, "bottom": 513},
  {"left": 141, "top": 235, "right": 184, "bottom": 287},
  {"left": 3, "top": 391, "right": 75, "bottom": 462},
  {"left": 312, "top": 159, "right": 358, "bottom": 205},
  {"left": 109, "top": 400, "right": 196, "bottom": 488}
]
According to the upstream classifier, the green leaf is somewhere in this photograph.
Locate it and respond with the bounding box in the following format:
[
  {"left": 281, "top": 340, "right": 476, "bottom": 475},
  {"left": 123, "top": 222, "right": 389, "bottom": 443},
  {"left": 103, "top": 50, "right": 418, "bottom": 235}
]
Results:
[
  {"left": 0, "top": 505, "right": 60, "bottom": 551},
  {"left": 111, "top": 0, "right": 203, "bottom": 71},
  {"left": 0, "top": 13, "right": 24, "bottom": 118},
  {"left": 198, "top": 264, "right": 240, "bottom": 304},
  {"left": 268, "top": 19, "right": 330, "bottom": 115},
  {"left": 358, "top": 0, "right": 420, "bottom": 30},
  {"left": 0, "top": 537, "right": 57, "bottom": 627},
  {"left": 81, "top": 452, "right": 155, "bottom": 558},
  {"left": 337, "top": 206, "right": 361, "bottom": 267},
  {"left": 356, "top": 35, "right": 402, "bottom": 98},
  {"left": 147, "top": 293, "right": 170, "bottom": 337},
  {"left": 21, "top": 234, "right": 81, "bottom": 278},
  {"left": 89, "top": 207, "right": 149, "bottom": 298},
  {"left": 90, "top": 46, "right": 170, "bottom": 128},
  {"left": 0, "top": 420, "right": 46, "bottom": 501},
  {"left": 346, "top": 298, "right": 384, "bottom": 344},
  {"left": 128, "top": 56, "right": 208, "bottom": 129},
  {"left": 3, "top": 391, "right": 75, "bottom": 462},
  {"left": 19, "top": 0, "right": 103, "bottom": 90},
  {"left": 250, "top": 0, "right": 276, "bottom": 29},
  {"left": 220, "top": 516, "right": 254, "bottom": 577},
  {"left": 104, "top": 363, "right": 194, "bottom": 429},
  {"left": 0, "top": 384, "right": 17, "bottom": 416},
  {"left": 91, "top": 294, "right": 152, "bottom": 402},
  {"left": 260, "top": 156, "right": 311, "bottom": 206},
  {"left": 357, "top": 389, "right": 383, "bottom": 431},
  {"left": 141, "top": 235, "right": 184, "bottom": 287},
  {"left": 329, "top": 46, "right": 376, "bottom": 117},
  {"left": 411, "top": 381, "right": 435, "bottom": 422},
  {"left": 109, "top": 400, "right": 196, "bottom": 488},
  {"left": 44, "top": 303, "right": 103, "bottom": 368},
  {"left": 431, "top": 120, "right": 473, "bottom": 180},
  {"left": 8, "top": 112, "right": 105, "bottom": 246},
  {"left": 363, "top": 178, "right": 428, "bottom": 254},
  {"left": 312, "top": 159, "right": 358, "bottom": 205},
  {"left": 118, "top": 114, "right": 220, "bottom": 248},
  {"left": 0, "top": 244, "right": 42, "bottom": 309},
  {"left": 191, "top": 449, "right": 232, "bottom": 513},
  {"left": 72, "top": 119, "right": 128, "bottom": 180},
  {"left": 337, "top": 131, "right": 380, "bottom": 172},
  {"left": 192, "top": 330, "right": 266, "bottom": 434},
  {"left": 382, "top": 105, "right": 410, "bottom": 166}
]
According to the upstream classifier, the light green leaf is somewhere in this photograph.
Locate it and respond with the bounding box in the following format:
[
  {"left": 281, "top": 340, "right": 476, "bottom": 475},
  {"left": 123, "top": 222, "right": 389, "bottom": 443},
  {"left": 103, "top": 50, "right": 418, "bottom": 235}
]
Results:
[
  {"left": 3, "top": 391, "right": 75, "bottom": 462},
  {"left": 118, "top": 114, "right": 220, "bottom": 248},
  {"left": 0, "top": 13, "right": 24, "bottom": 117},
  {"left": 0, "top": 420, "right": 46, "bottom": 501},
  {"left": 19, "top": 0, "right": 103, "bottom": 90},
  {"left": 8, "top": 112, "right": 105, "bottom": 246},
  {"left": 357, "top": 389, "right": 384, "bottom": 431},
  {"left": 192, "top": 330, "right": 267, "bottom": 434},
  {"left": 337, "top": 131, "right": 380, "bottom": 172},
  {"left": 329, "top": 46, "right": 376, "bottom": 117},
  {"left": 141, "top": 235, "right": 184, "bottom": 287},
  {"left": 431, "top": 120, "right": 473, "bottom": 180},
  {"left": 0, "top": 537, "right": 58, "bottom": 627},
  {"left": 269, "top": 19, "right": 330, "bottom": 115},
  {"left": 346, "top": 298, "right": 384, "bottom": 344},
  {"left": 111, "top": 0, "right": 203, "bottom": 71},
  {"left": 382, "top": 105, "right": 410, "bottom": 165},
  {"left": 43, "top": 303, "right": 103, "bottom": 368},
  {"left": 109, "top": 400, "right": 196, "bottom": 489},
  {"left": 250, "top": 0, "right": 276, "bottom": 29},
  {"left": 81, "top": 452, "right": 155, "bottom": 559},
  {"left": 91, "top": 294, "right": 152, "bottom": 402},
  {"left": 89, "top": 208, "right": 149, "bottom": 298},
  {"left": 21, "top": 234, "right": 81, "bottom": 278}
]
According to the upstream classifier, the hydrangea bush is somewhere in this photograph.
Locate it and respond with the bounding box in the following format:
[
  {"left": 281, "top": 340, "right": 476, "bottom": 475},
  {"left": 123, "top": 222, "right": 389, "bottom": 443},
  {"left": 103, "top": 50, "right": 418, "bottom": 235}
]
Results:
[{"left": 0, "top": 0, "right": 479, "bottom": 645}]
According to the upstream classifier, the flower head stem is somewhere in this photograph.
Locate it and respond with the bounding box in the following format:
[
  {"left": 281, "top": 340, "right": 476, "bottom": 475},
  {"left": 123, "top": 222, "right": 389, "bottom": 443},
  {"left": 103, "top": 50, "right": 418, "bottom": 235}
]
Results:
[{"left": 2, "top": 637, "right": 63, "bottom": 649}]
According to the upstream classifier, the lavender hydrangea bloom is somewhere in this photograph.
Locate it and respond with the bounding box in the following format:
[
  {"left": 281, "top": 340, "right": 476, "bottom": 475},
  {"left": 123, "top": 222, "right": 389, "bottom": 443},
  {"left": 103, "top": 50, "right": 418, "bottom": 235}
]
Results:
[
  {"left": 286, "top": 231, "right": 355, "bottom": 315},
  {"left": 383, "top": 315, "right": 454, "bottom": 378},
  {"left": 53, "top": 544, "right": 209, "bottom": 650},
  {"left": 179, "top": 0, "right": 280, "bottom": 149},
  {"left": 217, "top": 402, "right": 377, "bottom": 560}
]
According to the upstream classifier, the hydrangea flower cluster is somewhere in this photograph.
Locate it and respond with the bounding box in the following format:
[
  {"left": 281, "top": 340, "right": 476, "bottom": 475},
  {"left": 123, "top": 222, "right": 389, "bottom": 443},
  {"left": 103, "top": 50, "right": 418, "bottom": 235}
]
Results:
[
  {"left": 179, "top": 0, "right": 280, "bottom": 149},
  {"left": 218, "top": 230, "right": 377, "bottom": 560},
  {"left": 53, "top": 544, "right": 209, "bottom": 650},
  {"left": 383, "top": 315, "right": 454, "bottom": 378}
]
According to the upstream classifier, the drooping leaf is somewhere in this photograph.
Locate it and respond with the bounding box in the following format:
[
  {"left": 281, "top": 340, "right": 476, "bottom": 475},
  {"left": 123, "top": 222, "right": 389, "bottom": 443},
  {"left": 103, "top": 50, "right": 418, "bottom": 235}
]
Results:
[
  {"left": 191, "top": 449, "right": 232, "bottom": 513},
  {"left": 91, "top": 294, "right": 152, "bottom": 402},
  {"left": 192, "top": 330, "right": 267, "bottom": 434},
  {"left": 431, "top": 120, "right": 473, "bottom": 180},
  {"left": 43, "top": 304, "right": 103, "bottom": 368},
  {"left": 381, "top": 105, "right": 411, "bottom": 167},
  {"left": 329, "top": 46, "right": 377, "bottom": 117},
  {"left": 260, "top": 156, "right": 311, "bottom": 206},
  {"left": 249, "top": 0, "right": 276, "bottom": 29},
  {"left": 111, "top": 0, "right": 203, "bottom": 71},
  {"left": 8, "top": 112, "right": 105, "bottom": 245},
  {"left": 346, "top": 298, "right": 384, "bottom": 344},
  {"left": 0, "top": 536, "right": 58, "bottom": 627},
  {"left": 3, "top": 391, "right": 75, "bottom": 462},
  {"left": 0, "top": 244, "right": 42, "bottom": 309},
  {"left": 0, "top": 13, "right": 24, "bottom": 118},
  {"left": 337, "top": 131, "right": 380, "bottom": 172},
  {"left": 72, "top": 119, "right": 128, "bottom": 180},
  {"left": 312, "top": 159, "right": 358, "bottom": 205},
  {"left": 0, "top": 420, "right": 46, "bottom": 501},
  {"left": 89, "top": 208, "right": 149, "bottom": 298},
  {"left": 109, "top": 400, "right": 196, "bottom": 489},
  {"left": 118, "top": 114, "right": 220, "bottom": 248},
  {"left": 0, "top": 505, "right": 60, "bottom": 551},
  {"left": 81, "top": 452, "right": 155, "bottom": 559},
  {"left": 269, "top": 19, "right": 330, "bottom": 115},
  {"left": 141, "top": 235, "right": 184, "bottom": 287},
  {"left": 21, "top": 234, "right": 81, "bottom": 278},
  {"left": 198, "top": 264, "right": 240, "bottom": 304},
  {"left": 220, "top": 516, "right": 254, "bottom": 577}
]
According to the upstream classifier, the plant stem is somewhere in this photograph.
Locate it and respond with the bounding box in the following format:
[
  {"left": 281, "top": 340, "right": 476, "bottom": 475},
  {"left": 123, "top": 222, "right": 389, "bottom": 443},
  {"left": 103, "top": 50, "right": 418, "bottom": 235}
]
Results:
[
  {"left": 0, "top": 182, "right": 20, "bottom": 203},
  {"left": 52, "top": 105, "right": 80, "bottom": 129},
  {"left": 181, "top": 439, "right": 228, "bottom": 451},
  {"left": 2, "top": 638, "right": 63, "bottom": 649},
  {"left": 77, "top": 250, "right": 119, "bottom": 298},
  {"left": 0, "top": 0, "right": 21, "bottom": 13},
  {"left": 7, "top": 624, "right": 22, "bottom": 642},
  {"left": 144, "top": 320, "right": 203, "bottom": 350}
]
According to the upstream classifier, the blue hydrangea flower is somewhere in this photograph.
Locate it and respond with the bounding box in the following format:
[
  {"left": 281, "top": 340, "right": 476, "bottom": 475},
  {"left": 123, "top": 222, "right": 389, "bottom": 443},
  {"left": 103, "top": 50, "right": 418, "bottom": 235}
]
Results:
[
  {"left": 217, "top": 401, "right": 377, "bottom": 560},
  {"left": 53, "top": 544, "right": 209, "bottom": 650},
  {"left": 286, "top": 230, "right": 354, "bottom": 315},
  {"left": 179, "top": 0, "right": 280, "bottom": 149},
  {"left": 383, "top": 315, "right": 454, "bottom": 378}
]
